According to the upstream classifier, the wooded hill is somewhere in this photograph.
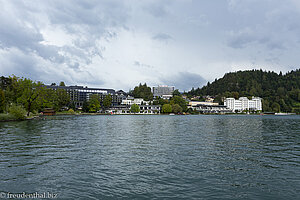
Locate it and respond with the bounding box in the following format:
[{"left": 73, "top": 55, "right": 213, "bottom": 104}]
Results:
[{"left": 187, "top": 69, "right": 300, "bottom": 113}]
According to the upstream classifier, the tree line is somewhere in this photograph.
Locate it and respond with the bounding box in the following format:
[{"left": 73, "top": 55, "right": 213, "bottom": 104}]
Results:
[
  {"left": 0, "top": 75, "right": 113, "bottom": 118},
  {"left": 153, "top": 92, "right": 188, "bottom": 114},
  {"left": 82, "top": 94, "right": 112, "bottom": 113},
  {"left": 0, "top": 75, "right": 70, "bottom": 117}
]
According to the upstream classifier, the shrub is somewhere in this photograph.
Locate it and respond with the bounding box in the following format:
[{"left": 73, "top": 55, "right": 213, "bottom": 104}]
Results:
[
  {"left": 68, "top": 108, "right": 75, "bottom": 114},
  {"left": 172, "top": 104, "right": 183, "bottom": 114},
  {"left": 162, "top": 104, "right": 172, "bottom": 113},
  {"left": 0, "top": 113, "right": 15, "bottom": 121},
  {"left": 8, "top": 104, "right": 27, "bottom": 120},
  {"left": 130, "top": 104, "right": 140, "bottom": 113}
]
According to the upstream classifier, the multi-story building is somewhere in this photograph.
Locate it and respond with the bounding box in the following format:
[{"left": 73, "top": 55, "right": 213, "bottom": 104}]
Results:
[
  {"left": 224, "top": 97, "right": 262, "bottom": 112},
  {"left": 106, "top": 104, "right": 161, "bottom": 114},
  {"left": 152, "top": 85, "right": 175, "bottom": 99},
  {"left": 188, "top": 101, "right": 219, "bottom": 107},
  {"left": 121, "top": 97, "right": 150, "bottom": 106},
  {"left": 193, "top": 104, "right": 232, "bottom": 114},
  {"left": 249, "top": 97, "right": 262, "bottom": 111},
  {"left": 188, "top": 101, "right": 232, "bottom": 113},
  {"left": 46, "top": 85, "right": 126, "bottom": 108}
]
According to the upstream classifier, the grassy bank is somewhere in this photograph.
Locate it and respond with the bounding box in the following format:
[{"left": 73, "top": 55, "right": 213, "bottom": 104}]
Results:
[
  {"left": 0, "top": 113, "right": 40, "bottom": 122},
  {"left": 0, "top": 113, "right": 17, "bottom": 122}
]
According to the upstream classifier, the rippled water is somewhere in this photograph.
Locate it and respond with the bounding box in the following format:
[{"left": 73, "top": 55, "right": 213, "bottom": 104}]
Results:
[{"left": 0, "top": 115, "right": 299, "bottom": 199}]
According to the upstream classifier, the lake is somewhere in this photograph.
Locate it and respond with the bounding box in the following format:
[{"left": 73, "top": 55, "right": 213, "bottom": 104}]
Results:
[{"left": 0, "top": 115, "right": 299, "bottom": 199}]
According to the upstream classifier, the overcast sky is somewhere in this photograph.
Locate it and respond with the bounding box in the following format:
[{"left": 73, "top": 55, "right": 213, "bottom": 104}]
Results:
[{"left": 1, "top": 0, "right": 300, "bottom": 91}]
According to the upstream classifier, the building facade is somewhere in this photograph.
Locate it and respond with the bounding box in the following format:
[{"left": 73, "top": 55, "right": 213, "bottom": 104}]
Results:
[
  {"left": 152, "top": 85, "right": 175, "bottom": 99},
  {"left": 188, "top": 101, "right": 219, "bottom": 107},
  {"left": 46, "top": 85, "right": 126, "bottom": 108},
  {"left": 106, "top": 104, "right": 161, "bottom": 114},
  {"left": 188, "top": 101, "right": 232, "bottom": 113},
  {"left": 224, "top": 97, "right": 262, "bottom": 112},
  {"left": 121, "top": 98, "right": 151, "bottom": 106},
  {"left": 193, "top": 104, "right": 232, "bottom": 114}
]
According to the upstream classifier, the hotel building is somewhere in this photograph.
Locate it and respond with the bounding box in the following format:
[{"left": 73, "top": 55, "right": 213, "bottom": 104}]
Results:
[
  {"left": 224, "top": 97, "right": 262, "bottom": 112},
  {"left": 46, "top": 85, "right": 126, "bottom": 108}
]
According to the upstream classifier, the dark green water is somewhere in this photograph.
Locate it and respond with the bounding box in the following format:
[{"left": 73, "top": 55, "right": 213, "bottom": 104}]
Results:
[{"left": 0, "top": 115, "right": 299, "bottom": 199}]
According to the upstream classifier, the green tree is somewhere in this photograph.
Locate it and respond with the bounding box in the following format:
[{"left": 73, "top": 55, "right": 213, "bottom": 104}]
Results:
[
  {"left": 158, "top": 98, "right": 169, "bottom": 105},
  {"left": 0, "top": 89, "right": 5, "bottom": 113},
  {"left": 82, "top": 101, "right": 89, "bottom": 113},
  {"left": 0, "top": 76, "right": 12, "bottom": 90},
  {"left": 69, "top": 101, "right": 76, "bottom": 110},
  {"left": 3, "top": 76, "right": 18, "bottom": 105},
  {"left": 88, "top": 94, "right": 100, "bottom": 112},
  {"left": 103, "top": 94, "right": 112, "bottom": 109},
  {"left": 214, "top": 94, "right": 222, "bottom": 104},
  {"left": 59, "top": 81, "right": 66, "bottom": 86},
  {"left": 36, "top": 87, "right": 55, "bottom": 110},
  {"left": 271, "top": 102, "right": 280, "bottom": 113},
  {"left": 162, "top": 104, "right": 172, "bottom": 113},
  {"left": 170, "top": 96, "right": 187, "bottom": 111},
  {"left": 55, "top": 89, "right": 70, "bottom": 110},
  {"left": 172, "top": 104, "right": 182, "bottom": 114},
  {"left": 8, "top": 104, "right": 26, "bottom": 120},
  {"left": 279, "top": 99, "right": 290, "bottom": 112},
  {"left": 130, "top": 104, "right": 140, "bottom": 113},
  {"left": 15, "top": 77, "right": 45, "bottom": 116},
  {"left": 231, "top": 92, "right": 239, "bottom": 99},
  {"left": 288, "top": 89, "right": 299, "bottom": 101},
  {"left": 262, "top": 99, "right": 271, "bottom": 112},
  {"left": 173, "top": 89, "right": 181, "bottom": 96},
  {"left": 132, "top": 83, "right": 153, "bottom": 101},
  {"left": 249, "top": 87, "right": 257, "bottom": 96},
  {"left": 277, "top": 87, "right": 285, "bottom": 97}
]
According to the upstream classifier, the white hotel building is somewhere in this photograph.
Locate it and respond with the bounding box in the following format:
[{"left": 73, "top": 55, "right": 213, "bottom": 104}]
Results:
[{"left": 224, "top": 97, "right": 262, "bottom": 112}]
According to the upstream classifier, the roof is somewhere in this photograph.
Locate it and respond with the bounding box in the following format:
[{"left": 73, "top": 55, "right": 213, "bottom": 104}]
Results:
[
  {"left": 139, "top": 105, "right": 161, "bottom": 107},
  {"left": 195, "top": 104, "right": 227, "bottom": 108},
  {"left": 45, "top": 85, "right": 115, "bottom": 93}
]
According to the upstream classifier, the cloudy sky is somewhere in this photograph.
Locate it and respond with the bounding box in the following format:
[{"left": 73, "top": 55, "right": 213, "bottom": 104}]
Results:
[{"left": 0, "top": 0, "right": 300, "bottom": 91}]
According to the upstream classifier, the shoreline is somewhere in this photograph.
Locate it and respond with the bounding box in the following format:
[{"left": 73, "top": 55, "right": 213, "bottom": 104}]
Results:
[{"left": 1, "top": 112, "right": 298, "bottom": 123}]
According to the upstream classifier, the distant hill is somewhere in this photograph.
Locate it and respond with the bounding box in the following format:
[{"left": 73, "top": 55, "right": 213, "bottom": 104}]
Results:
[{"left": 187, "top": 69, "right": 300, "bottom": 113}]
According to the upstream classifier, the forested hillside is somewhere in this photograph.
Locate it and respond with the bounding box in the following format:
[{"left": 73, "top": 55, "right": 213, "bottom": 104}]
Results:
[{"left": 187, "top": 69, "right": 300, "bottom": 113}]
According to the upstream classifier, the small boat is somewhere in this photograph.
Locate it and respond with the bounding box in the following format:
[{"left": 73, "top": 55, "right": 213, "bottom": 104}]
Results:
[
  {"left": 275, "top": 113, "right": 296, "bottom": 115},
  {"left": 169, "top": 113, "right": 175, "bottom": 116}
]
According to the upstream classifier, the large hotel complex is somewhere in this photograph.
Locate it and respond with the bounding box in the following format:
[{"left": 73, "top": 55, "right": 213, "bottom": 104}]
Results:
[
  {"left": 46, "top": 84, "right": 262, "bottom": 114},
  {"left": 224, "top": 97, "right": 262, "bottom": 112},
  {"left": 46, "top": 85, "right": 126, "bottom": 108}
]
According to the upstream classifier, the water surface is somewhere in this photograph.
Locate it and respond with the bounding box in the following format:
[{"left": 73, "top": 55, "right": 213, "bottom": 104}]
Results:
[{"left": 0, "top": 115, "right": 299, "bottom": 199}]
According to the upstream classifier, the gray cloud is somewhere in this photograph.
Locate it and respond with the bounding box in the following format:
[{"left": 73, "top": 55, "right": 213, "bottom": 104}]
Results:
[
  {"left": 227, "top": 28, "right": 257, "bottom": 49},
  {"left": 134, "top": 61, "right": 154, "bottom": 69},
  {"left": 226, "top": 1, "right": 300, "bottom": 52},
  {"left": 0, "top": 0, "right": 128, "bottom": 87},
  {"left": 0, "top": 0, "right": 299, "bottom": 91},
  {"left": 152, "top": 33, "right": 173, "bottom": 42},
  {"left": 143, "top": 2, "right": 169, "bottom": 18},
  {"left": 160, "top": 72, "right": 207, "bottom": 92}
]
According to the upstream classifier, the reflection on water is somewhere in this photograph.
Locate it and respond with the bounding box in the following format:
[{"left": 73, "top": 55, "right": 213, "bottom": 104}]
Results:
[{"left": 0, "top": 115, "right": 299, "bottom": 199}]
